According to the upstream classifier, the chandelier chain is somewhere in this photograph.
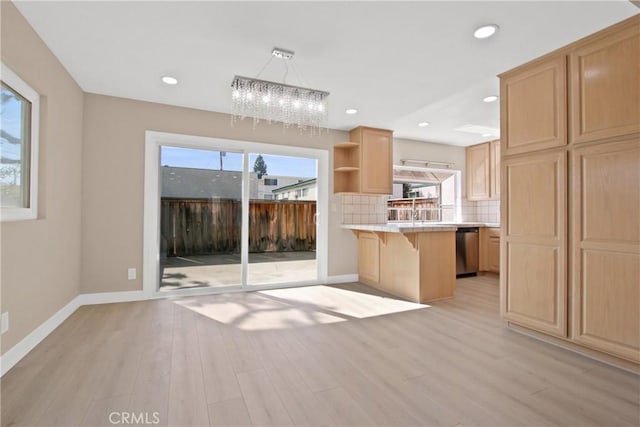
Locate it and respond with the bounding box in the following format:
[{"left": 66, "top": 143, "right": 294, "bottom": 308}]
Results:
[{"left": 254, "top": 56, "right": 275, "bottom": 79}]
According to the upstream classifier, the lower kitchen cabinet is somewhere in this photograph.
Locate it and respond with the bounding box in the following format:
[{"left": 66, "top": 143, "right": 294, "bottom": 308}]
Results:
[
  {"left": 570, "top": 138, "right": 640, "bottom": 363},
  {"left": 480, "top": 227, "right": 501, "bottom": 274},
  {"left": 357, "top": 232, "right": 380, "bottom": 284},
  {"left": 355, "top": 230, "right": 456, "bottom": 303},
  {"left": 487, "top": 231, "right": 500, "bottom": 273}
]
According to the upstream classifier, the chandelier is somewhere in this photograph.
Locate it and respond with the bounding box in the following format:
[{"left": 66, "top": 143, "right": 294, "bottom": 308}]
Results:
[{"left": 231, "top": 48, "right": 330, "bottom": 135}]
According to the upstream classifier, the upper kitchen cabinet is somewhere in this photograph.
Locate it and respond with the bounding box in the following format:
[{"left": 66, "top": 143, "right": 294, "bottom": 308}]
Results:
[
  {"left": 490, "top": 140, "right": 500, "bottom": 199},
  {"left": 500, "top": 55, "right": 567, "bottom": 156},
  {"left": 569, "top": 18, "right": 640, "bottom": 144},
  {"left": 333, "top": 126, "right": 393, "bottom": 194},
  {"left": 466, "top": 143, "right": 490, "bottom": 200},
  {"left": 466, "top": 140, "right": 500, "bottom": 201}
]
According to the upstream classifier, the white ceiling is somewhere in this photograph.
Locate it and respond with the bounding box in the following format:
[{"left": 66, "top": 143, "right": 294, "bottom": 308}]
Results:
[{"left": 13, "top": 1, "right": 639, "bottom": 146}]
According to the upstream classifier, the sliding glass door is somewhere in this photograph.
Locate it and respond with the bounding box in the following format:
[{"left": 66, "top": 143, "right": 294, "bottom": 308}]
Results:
[
  {"left": 247, "top": 153, "right": 318, "bottom": 286},
  {"left": 159, "top": 146, "right": 243, "bottom": 291},
  {"left": 147, "top": 135, "right": 326, "bottom": 296}
]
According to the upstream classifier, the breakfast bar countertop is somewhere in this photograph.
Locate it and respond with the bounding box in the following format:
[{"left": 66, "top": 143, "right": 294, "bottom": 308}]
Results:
[{"left": 341, "top": 222, "right": 500, "bottom": 233}]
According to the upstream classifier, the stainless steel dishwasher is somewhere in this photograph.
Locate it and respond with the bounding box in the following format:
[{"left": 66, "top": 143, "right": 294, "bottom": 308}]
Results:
[{"left": 456, "top": 227, "right": 479, "bottom": 277}]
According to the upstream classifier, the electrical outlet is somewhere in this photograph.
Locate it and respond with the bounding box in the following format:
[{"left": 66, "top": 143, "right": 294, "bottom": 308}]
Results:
[
  {"left": 1, "top": 312, "right": 9, "bottom": 334},
  {"left": 127, "top": 268, "right": 137, "bottom": 280}
]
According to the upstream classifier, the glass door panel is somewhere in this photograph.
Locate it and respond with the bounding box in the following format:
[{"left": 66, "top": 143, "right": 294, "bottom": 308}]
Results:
[
  {"left": 159, "top": 146, "right": 243, "bottom": 291},
  {"left": 247, "top": 153, "right": 318, "bottom": 285}
]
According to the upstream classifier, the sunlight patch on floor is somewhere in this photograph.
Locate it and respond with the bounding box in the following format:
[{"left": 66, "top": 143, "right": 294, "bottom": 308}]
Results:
[
  {"left": 172, "top": 284, "right": 429, "bottom": 331},
  {"left": 260, "top": 285, "right": 429, "bottom": 319}
]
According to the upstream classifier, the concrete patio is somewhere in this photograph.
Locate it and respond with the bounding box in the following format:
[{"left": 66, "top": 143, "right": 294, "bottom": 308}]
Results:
[{"left": 160, "top": 251, "right": 317, "bottom": 290}]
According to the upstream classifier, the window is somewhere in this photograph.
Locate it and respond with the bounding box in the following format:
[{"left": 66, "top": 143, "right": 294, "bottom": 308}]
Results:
[
  {"left": 264, "top": 178, "right": 278, "bottom": 186},
  {"left": 1, "top": 64, "right": 39, "bottom": 221}
]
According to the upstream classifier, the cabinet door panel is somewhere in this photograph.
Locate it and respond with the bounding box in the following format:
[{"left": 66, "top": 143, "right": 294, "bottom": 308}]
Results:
[
  {"left": 466, "top": 143, "right": 490, "bottom": 200},
  {"left": 506, "top": 155, "right": 562, "bottom": 238},
  {"left": 488, "top": 238, "right": 500, "bottom": 273},
  {"left": 572, "top": 139, "right": 640, "bottom": 362},
  {"left": 570, "top": 24, "right": 640, "bottom": 143},
  {"left": 501, "top": 56, "right": 567, "bottom": 156},
  {"left": 502, "top": 151, "right": 567, "bottom": 337},
  {"left": 358, "top": 232, "right": 380, "bottom": 284},
  {"left": 506, "top": 243, "right": 560, "bottom": 331},
  {"left": 360, "top": 129, "right": 392, "bottom": 194}
]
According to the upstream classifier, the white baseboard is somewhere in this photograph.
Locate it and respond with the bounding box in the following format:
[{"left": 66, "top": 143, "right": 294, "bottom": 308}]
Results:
[
  {"left": 1, "top": 290, "right": 146, "bottom": 377},
  {"left": 326, "top": 274, "right": 359, "bottom": 284},
  {"left": 1, "top": 295, "right": 81, "bottom": 377},
  {"left": 78, "top": 290, "right": 146, "bottom": 306}
]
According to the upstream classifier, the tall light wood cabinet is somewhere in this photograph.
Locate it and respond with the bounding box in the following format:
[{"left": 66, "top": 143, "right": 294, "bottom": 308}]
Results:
[
  {"left": 500, "top": 15, "right": 640, "bottom": 364},
  {"left": 333, "top": 126, "right": 393, "bottom": 194}
]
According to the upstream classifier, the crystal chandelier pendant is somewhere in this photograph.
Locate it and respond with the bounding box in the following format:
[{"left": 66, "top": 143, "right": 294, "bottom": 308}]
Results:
[{"left": 230, "top": 48, "right": 330, "bottom": 135}]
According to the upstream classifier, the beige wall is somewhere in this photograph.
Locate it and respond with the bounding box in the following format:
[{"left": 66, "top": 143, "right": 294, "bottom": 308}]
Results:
[
  {"left": 81, "top": 94, "right": 356, "bottom": 293},
  {"left": 0, "top": 2, "right": 84, "bottom": 353}
]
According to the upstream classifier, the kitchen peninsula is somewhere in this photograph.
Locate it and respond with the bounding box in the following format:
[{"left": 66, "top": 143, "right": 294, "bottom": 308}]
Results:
[{"left": 343, "top": 223, "right": 456, "bottom": 303}]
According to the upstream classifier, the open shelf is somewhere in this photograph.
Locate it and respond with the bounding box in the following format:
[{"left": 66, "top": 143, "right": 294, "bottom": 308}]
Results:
[
  {"left": 334, "top": 141, "right": 360, "bottom": 148},
  {"left": 333, "top": 141, "right": 360, "bottom": 171},
  {"left": 334, "top": 169, "right": 360, "bottom": 193}
]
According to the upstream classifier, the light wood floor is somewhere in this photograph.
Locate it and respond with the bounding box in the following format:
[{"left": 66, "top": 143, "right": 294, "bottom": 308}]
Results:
[{"left": 2, "top": 275, "right": 639, "bottom": 426}]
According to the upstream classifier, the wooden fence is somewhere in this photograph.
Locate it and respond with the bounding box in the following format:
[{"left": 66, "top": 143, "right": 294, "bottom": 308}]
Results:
[{"left": 160, "top": 198, "right": 316, "bottom": 256}]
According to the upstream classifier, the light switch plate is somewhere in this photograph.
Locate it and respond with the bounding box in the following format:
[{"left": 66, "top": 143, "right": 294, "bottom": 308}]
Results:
[{"left": 127, "top": 268, "right": 137, "bottom": 280}]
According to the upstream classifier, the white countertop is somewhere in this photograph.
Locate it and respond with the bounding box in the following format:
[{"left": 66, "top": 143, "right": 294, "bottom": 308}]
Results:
[{"left": 341, "top": 222, "right": 500, "bottom": 233}]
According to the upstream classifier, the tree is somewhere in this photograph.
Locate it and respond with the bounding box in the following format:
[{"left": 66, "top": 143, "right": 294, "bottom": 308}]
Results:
[
  {"left": 253, "top": 154, "right": 268, "bottom": 179},
  {"left": 402, "top": 183, "right": 412, "bottom": 198}
]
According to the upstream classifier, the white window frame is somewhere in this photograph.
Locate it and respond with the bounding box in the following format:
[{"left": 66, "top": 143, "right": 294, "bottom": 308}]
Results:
[{"left": 1, "top": 63, "right": 39, "bottom": 222}]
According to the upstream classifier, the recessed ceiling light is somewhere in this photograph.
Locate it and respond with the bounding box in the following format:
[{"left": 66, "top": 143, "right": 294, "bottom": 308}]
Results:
[
  {"left": 417, "top": 122, "right": 430, "bottom": 127},
  {"left": 161, "top": 76, "right": 178, "bottom": 85},
  {"left": 474, "top": 24, "right": 499, "bottom": 39},
  {"left": 483, "top": 95, "right": 498, "bottom": 103},
  {"left": 345, "top": 108, "right": 358, "bottom": 115},
  {"left": 482, "top": 133, "right": 492, "bottom": 137}
]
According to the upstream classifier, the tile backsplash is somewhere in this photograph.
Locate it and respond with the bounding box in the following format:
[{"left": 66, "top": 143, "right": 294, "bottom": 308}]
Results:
[
  {"left": 463, "top": 199, "right": 500, "bottom": 223},
  {"left": 341, "top": 194, "right": 500, "bottom": 224},
  {"left": 341, "top": 194, "right": 387, "bottom": 224}
]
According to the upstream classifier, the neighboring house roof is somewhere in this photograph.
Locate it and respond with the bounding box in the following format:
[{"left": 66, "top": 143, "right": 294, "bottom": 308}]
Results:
[
  {"left": 161, "top": 166, "right": 315, "bottom": 199},
  {"left": 161, "top": 166, "right": 245, "bottom": 199},
  {"left": 272, "top": 178, "right": 317, "bottom": 194}
]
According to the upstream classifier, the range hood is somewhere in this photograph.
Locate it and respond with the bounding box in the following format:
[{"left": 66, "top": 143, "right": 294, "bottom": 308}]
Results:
[{"left": 393, "top": 165, "right": 455, "bottom": 184}]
